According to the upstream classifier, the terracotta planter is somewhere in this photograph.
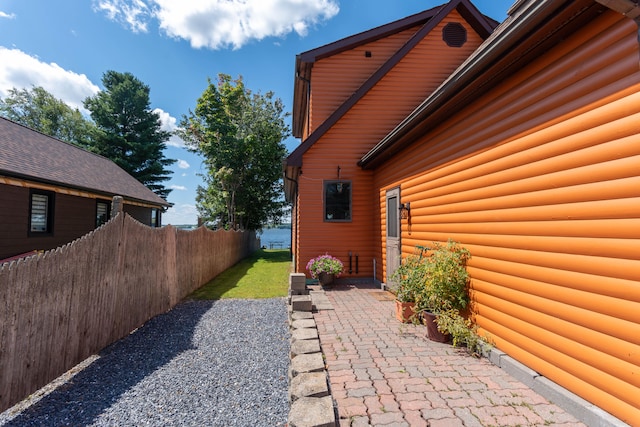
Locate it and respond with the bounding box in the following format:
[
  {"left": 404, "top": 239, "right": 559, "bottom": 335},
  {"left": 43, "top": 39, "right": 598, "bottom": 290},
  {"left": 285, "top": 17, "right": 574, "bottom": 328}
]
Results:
[
  {"left": 318, "top": 272, "right": 335, "bottom": 286},
  {"left": 422, "top": 311, "right": 450, "bottom": 343},
  {"left": 395, "top": 300, "right": 416, "bottom": 323}
]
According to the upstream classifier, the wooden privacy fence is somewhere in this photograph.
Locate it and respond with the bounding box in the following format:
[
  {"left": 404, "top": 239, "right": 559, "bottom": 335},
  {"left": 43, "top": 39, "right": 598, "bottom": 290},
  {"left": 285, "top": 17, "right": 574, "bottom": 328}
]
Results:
[{"left": 0, "top": 213, "right": 259, "bottom": 412}]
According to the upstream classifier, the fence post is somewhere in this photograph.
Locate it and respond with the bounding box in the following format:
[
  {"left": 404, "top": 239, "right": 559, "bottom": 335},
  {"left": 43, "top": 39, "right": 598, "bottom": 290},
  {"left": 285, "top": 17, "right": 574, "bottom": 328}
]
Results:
[{"left": 111, "top": 196, "right": 124, "bottom": 218}]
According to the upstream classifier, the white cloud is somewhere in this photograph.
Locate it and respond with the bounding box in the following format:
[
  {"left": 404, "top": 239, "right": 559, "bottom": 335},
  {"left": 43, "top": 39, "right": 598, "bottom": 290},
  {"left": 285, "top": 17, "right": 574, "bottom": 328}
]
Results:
[
  {"left": 0, "top": 11, "right": 16, "bottom": 19},
  {"left": 177, "top": 159, "right": 190, "bottom": 169},
  {"left": 0, "top": 47, "right": 100, "bottom": 112},
  {"left": 93, "top": 0, "right": 150, "bottom": 33},
  {"left": 0, "top": 51, "right": 185, "bottom": 147},
  {"left": 163, "top": 203, "right": 198, "bottom": 225},
  {"left": 95, "top": 0, "right": 339, "bottom": 50},
  {"left": 154, "top": 107, "right": 188, "bottom": 148},
  {"left": 170, "top": 184, "right": 187, "bottom": 191}
]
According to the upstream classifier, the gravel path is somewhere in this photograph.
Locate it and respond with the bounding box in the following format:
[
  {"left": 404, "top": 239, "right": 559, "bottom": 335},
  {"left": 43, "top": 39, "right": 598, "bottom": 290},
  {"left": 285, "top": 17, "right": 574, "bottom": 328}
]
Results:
[{"left": 0, "top": 299, "right": 291, "bottom": 426}]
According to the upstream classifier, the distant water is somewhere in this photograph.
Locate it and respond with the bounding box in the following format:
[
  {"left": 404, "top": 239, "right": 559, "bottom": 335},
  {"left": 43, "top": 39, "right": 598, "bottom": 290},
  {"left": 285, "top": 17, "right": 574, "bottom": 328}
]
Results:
[{"left": 258, "top": 228, "right": 291, "bottom": 249}]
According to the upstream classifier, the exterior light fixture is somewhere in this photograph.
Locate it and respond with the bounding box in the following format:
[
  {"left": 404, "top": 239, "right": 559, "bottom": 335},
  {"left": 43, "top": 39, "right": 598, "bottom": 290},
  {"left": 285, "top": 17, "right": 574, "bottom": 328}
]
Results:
[{"left": 399, "top": 202, "right": 410, "bottom": 220}]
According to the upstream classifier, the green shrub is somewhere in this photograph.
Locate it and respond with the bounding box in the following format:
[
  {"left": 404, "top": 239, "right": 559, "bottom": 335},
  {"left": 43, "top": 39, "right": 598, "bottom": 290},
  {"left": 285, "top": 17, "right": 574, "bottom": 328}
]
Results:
[
  {"left": 390, "top": 247, "right": 429, "bottom": 303},
  {"left": 416, "top": 240, "right": 470, "bottom": 314}
]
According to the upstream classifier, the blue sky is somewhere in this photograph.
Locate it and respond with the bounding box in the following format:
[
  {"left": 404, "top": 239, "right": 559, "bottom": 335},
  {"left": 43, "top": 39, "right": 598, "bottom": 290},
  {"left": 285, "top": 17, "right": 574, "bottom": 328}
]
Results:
[{"left": 0, "top": 0, "right": 514, "bottom": 225}]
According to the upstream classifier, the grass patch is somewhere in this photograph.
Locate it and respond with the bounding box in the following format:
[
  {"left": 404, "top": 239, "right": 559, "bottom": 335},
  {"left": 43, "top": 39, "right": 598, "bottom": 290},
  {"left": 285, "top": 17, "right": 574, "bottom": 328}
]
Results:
[{"left": 189, "top": 249, "right": 292, "bottom": 300}]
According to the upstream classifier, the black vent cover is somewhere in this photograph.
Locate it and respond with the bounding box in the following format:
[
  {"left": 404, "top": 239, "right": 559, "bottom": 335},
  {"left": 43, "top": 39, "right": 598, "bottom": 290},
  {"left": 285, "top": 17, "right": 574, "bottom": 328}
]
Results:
[{"left": 442, "top": 23, "right": 467, "bottom": 47}]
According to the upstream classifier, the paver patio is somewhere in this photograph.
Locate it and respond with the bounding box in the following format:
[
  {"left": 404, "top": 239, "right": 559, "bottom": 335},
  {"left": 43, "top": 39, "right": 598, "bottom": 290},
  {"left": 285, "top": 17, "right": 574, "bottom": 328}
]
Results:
[{"left": 313, "top": 283, "right": 587, "bottom": 427}]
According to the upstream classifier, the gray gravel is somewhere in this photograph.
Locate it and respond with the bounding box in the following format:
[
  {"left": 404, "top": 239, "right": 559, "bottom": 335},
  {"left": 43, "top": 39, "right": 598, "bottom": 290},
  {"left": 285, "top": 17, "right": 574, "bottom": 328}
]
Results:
[{"left": 0, "top": 298, "right": 291, "bottom": 426}]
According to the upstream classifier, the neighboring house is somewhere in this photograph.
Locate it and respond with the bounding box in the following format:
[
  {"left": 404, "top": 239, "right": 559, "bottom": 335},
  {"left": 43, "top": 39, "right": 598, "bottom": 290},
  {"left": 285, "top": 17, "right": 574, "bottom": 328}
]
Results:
[
  {"left": 0, "top": 117, "right": 170, "bottom": 261},
  {"left": 285, "top": 0, "right": 640, "bottom": 423}
]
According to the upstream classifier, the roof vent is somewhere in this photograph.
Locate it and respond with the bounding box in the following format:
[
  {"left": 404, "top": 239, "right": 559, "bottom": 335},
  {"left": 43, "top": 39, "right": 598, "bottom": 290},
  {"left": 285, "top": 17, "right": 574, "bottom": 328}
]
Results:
[{"left": 442, "top": 23, "right": 467, "bottom": 47}]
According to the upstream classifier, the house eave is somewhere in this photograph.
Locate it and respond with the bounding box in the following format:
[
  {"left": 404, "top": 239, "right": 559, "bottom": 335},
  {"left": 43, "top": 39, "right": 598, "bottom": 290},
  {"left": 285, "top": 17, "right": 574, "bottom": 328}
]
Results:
[
  {"left": 0, "top": 170, "right": 171, "bottom": 208},
  {"left": 359, "top": 0, "right": 604, "bottom": 170}
]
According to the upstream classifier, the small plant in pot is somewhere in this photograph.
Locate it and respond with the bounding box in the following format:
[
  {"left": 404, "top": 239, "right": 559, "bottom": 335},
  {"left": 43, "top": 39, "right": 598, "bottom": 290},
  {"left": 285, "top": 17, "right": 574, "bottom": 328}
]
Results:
[
  {"left": 390, "top": 249, "right": 429, "bottom": 323},
  {"left": 415, "top": 240, "right": 471, "bottom": 343},
  {"left": 306, "top": 253, "right": 344, "bottom": 286}
]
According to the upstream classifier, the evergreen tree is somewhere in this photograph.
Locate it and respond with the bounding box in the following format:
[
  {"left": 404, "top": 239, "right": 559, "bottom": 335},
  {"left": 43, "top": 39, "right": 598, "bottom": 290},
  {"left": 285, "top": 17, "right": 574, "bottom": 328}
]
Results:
[{"left": 84, "top": 71, "right": 175, "bottom": 199}]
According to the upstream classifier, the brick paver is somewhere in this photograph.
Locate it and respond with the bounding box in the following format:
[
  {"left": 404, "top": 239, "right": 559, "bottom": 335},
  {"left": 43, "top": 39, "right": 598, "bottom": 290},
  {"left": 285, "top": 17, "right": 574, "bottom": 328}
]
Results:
[{"left": 313, "top": 283, "right": 587, "bottom": 427}]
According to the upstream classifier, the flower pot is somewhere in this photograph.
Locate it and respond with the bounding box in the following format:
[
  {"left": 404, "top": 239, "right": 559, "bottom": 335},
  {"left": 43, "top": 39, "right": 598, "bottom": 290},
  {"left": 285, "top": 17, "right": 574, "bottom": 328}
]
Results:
[
  {"left": 395, "top": 300, "right": 416, "bottom": 323},
  {"left": 318, "top": 272, "right": 335, "bottom": 286},
  {"left": 422, "top": 311, "right": 450, "bottom": 343}
]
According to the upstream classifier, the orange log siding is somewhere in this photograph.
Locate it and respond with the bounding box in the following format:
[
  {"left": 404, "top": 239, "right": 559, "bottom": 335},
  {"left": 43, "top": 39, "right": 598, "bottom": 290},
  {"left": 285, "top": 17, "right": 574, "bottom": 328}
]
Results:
[
  {"left": 295, "top": 10, "right": 487, "bottom": 275},
  {"left": 373, "top": 10, "right": 640, "bottom": 423}
]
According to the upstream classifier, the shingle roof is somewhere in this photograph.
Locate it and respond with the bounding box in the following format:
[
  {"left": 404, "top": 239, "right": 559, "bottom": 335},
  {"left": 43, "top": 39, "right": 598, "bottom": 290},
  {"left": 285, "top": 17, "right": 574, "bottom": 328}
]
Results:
[{"left": 0, "top": 117, "right": 169, "bottom": 207}]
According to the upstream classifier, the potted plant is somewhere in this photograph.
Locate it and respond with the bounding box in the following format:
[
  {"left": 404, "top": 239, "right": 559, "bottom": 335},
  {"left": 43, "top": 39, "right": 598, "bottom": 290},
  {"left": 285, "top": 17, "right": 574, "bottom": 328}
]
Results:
[
  {"left": 415, "top": 240, "right": 471, "bottom": 342},
  {"left": 390, "top": 249, "right": 429, "bottom": 323},
  {"left": 306, "top": 253, "right": 344, "bottom": 286}
]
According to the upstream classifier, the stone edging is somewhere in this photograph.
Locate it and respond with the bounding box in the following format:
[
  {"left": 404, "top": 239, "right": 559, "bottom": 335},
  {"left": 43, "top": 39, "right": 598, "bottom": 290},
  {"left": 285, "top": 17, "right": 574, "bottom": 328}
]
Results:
[{"left": 286, "top": 273, "right": 336, "bottom": 427}]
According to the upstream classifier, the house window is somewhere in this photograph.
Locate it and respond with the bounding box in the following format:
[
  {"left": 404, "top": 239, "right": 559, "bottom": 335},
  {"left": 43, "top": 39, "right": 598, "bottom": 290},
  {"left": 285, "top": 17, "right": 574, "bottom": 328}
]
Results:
[
  {"left": 29, "top": 190, "right": 54, "bottom": 234},
  {"left": 96, "top": 200, "right": 111, "bottom": 227},
  {"left": 151, "top": 208, "right": 160, "bottom": 227},
  {"left": 324, "top": 181, "right": 351, "bottom": 221}
]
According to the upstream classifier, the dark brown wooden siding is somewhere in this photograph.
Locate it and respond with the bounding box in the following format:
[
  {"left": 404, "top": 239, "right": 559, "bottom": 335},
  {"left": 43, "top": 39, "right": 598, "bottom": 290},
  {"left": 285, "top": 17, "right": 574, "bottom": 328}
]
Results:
[
  {"left": 372, "top": 11, "right": 640, "bottom": 423},
  {"left": 0, "top": 185, "right": 30, "bottom": 259},
  {"left": 0, "top": 185, "right": 96, "bottom": 260},
  {"left": 124, "top": 204, "right": 152, "bottom": 226},
  {"left": 0, "top": 183, "right": 157, "bottom": 260}
]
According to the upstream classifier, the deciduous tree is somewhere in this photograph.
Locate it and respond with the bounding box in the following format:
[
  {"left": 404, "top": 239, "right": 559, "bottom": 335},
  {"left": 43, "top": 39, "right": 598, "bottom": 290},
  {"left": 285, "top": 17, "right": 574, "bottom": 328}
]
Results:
[
  {"left": 0, "top": 86, "right": 95, "bottom": 148},
  {"left": 179, "top": 74, "right": 289, "bottom": 230}
]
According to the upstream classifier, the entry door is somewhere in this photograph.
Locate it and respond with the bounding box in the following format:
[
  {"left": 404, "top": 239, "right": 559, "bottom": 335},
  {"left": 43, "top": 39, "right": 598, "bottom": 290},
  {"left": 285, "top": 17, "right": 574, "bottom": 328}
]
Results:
[{"left": 385, "top": 188, "right": 401, "bottom": 286}]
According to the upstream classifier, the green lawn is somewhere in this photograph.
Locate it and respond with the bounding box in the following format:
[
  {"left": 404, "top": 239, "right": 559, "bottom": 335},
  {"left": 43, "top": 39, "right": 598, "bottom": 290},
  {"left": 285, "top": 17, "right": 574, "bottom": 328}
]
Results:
[{"left": 189, "top": 249, "right": 292, "bottom": 300}]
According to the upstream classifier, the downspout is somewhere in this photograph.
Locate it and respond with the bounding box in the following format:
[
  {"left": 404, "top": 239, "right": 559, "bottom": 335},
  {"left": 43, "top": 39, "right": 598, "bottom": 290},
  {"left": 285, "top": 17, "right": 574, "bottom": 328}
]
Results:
[{"left": 283, "top": 168, "right": 299, "bottom": 269}]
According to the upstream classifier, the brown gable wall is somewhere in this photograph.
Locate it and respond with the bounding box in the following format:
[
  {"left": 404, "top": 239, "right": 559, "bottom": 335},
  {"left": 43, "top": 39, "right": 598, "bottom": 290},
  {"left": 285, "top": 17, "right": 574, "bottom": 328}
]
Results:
[
  {"left": 295, "top": 10, "right": 487, "bottom": 275},
  {"left": 372, "top": 10, "right": 640, "bottom": 423},
  {"left": 308, "top": 27, "right": 419, "bottom": 138}
]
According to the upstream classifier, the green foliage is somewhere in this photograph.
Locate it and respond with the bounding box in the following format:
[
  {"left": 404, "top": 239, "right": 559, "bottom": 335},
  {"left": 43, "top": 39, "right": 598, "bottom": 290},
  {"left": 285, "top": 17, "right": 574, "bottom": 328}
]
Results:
[
  {"left": 0, "top": 86, "right": 96, "bottom": 148},
  {"left": 393, "top": 240, "right": 485, "bottom": 352},
  {"left": 84, "top": 71, "right": 175, "bottom": 199},
  {"left": 390, "top": 248, "right": 429, "bottom": 303},
  {"left": 189, "top": 249, "right": 291, "bottom": 299},
  {"left": 435, "top": 309, "right": 486, "bottom": 354},
  {"left": 178, "top": 74, "right": 289, "bottom": 230},
  {"left": 418, "top": 240, "right": 471, "bottom": 314}
]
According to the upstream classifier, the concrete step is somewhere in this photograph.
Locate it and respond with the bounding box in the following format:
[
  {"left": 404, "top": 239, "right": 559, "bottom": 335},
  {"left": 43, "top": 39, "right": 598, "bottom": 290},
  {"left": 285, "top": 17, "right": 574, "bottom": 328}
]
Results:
[
  {"left": 288, "top": 396, "right": 336, "bottom": 427},
  {"left": 291, "top": 327, "right": 319, "bottom": 341},
  {"left": 292, "top": 318, "right": 316, "bottom": 329},
  {"left": 291, "top": 295, "right": 313, "bottom": 312},
  {"left": 290, "top": 353, "right": 325, "bottom": 378},
  {"left": 290, "top": 339, "right": 321, "bottom": 357},
  {"left": 289, "top": 273, "right": 307, "bottom": 291},
  {"left": 289, "top": 372, "right": 329, "bottom": 402}
]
